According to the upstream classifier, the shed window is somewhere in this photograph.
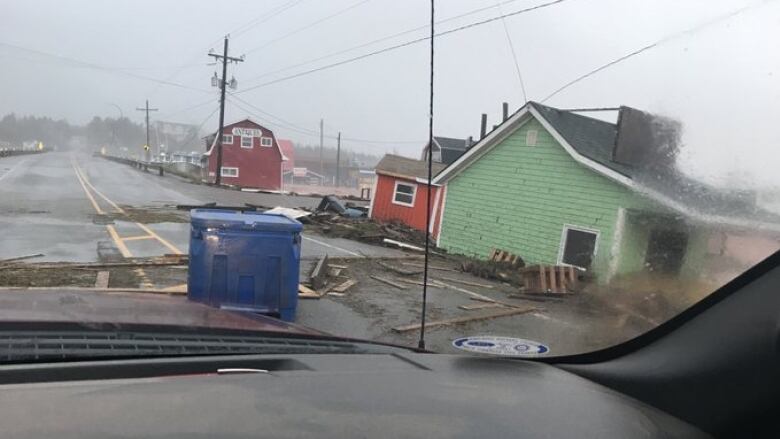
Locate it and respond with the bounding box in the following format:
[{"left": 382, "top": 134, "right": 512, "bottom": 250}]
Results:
[
  {"left": 241, "top": 136, "right": 253, "bottom": 148},
  {"left": 260, "top": 137, "right": 273, "bottom": 147},
  {"left": 222, "top": 134, "right": 233, "bottom": 145},
  {"left": 392, "top": 181, "right": 416, "bottom": 207},
  {"left": 559, "top": 226, "right": 599, "bottom": 269},
  {"left": 526, "top": 130, "right": 538, "bottom": 146},
  {"left": 221, "top": 166, "right": 239, "bottom": 177}
]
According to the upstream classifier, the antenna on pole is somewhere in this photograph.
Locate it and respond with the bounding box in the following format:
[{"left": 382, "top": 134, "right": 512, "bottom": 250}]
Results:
[{"left": 418, "top": 0, "right": 435, "bottom": 351}]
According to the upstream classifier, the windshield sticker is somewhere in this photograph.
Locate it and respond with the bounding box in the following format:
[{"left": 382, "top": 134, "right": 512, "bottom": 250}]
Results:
[{"left": 453, "top": 336, "right": 550, "bottom": 357}]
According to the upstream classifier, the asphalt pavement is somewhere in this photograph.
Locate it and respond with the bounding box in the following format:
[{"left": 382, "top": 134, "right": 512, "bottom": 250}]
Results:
[{"left": 0, "top": 151, "right": 405, "bottom": 262}]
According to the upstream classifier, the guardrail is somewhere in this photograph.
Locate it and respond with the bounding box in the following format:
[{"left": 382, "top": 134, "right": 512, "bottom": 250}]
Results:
[
  {"left": 97, "top": 154, "right": 204, "bottom": 182},
  {"left": 0, "top": 149, "right": 47, "bottom": 158}
]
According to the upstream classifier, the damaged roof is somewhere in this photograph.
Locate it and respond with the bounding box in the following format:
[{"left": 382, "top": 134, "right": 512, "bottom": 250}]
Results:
[
  {"left": 433, "top": 136, "right": 471, "bottom": 165},
  {"left": 528, "top": 102, "right": 632, "bottom": 177},
  {"left": 434, "top": 101, "right": 780, "bottom": 231},
  {"left": 375, "top": 154, "right": 447, "bottom": 180}
]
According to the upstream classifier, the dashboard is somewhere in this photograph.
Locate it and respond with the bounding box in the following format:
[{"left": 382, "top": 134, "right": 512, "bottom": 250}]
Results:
[{"left": 0, "top": 352, "right": 708, "bottom": 438}]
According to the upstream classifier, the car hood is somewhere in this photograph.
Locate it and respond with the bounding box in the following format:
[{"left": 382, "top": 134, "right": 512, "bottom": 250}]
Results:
[{"left": 0, "top": 288, "right": 322, "bottom": 336}]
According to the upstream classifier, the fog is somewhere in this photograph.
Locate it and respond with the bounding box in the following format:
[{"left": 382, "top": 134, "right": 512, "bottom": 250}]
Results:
[{"left": 2, "top": 0, "right": 779, "bottom": 189}]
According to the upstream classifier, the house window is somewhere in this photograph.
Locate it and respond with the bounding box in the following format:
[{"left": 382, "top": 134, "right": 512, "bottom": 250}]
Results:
[
  {"left": 241, "top": 136, "right": 253, "bottom": 148},
  {"left": 392, "top": 181, "right": 416, "bottom": 207},
  {"left": 221, "top": 166, "right": 239, "bottom": 177},
  {"left": 559, "top": 225, "right": 599, "bottom": 269},
  {"left": 525, "top": 130, "right": 538, "bottom": 146},
  {"left": 260, "top": 137, "right": 273, "bottom": 147},
  {"left": 222, "top": 134, "right": 233, "bottom": 145}
]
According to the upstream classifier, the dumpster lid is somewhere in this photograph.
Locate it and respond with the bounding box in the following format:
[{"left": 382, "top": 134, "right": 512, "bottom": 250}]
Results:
[{"left": 191, "top": 209, "right": 303, "bottom": 232}]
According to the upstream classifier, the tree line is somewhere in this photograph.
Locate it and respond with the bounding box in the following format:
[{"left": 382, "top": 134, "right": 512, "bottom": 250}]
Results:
[{"left": 0, "top": 114, "right": 145, "bottom": 150}]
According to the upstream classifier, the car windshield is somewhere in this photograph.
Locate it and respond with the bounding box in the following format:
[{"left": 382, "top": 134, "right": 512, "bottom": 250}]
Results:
[{"left": 1, "top": 0, "right": 778, "bottom": 358}]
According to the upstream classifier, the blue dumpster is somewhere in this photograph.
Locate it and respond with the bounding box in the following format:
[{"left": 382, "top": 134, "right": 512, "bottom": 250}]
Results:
[{"left": 187, "top": 209, "right": 303, "bottom": 322}]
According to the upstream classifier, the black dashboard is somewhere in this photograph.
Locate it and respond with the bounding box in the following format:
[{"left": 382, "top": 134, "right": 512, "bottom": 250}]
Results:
[{"left": 0, "top": 352, "right": 708, "bottom": 438}]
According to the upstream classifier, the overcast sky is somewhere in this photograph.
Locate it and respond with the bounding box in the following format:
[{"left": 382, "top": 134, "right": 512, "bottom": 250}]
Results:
[{"left": 2, "top": 0, "right": 779, "bottom": 188}]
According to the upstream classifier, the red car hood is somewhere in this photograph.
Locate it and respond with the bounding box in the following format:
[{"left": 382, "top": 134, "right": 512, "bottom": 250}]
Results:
[{"left": 0, "top": 288, "right": 322, "bottom": 336}]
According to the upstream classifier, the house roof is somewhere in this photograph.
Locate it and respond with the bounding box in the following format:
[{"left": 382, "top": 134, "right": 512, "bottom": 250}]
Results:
[
  {"left": 434, "top": 102, "right": 780, "bottom": 232},
  {"left": 528, "top": 103, "right": 632, "bottom": 177},
  {"left": 277, "top": 139, "right": 295, "bottom": 161},
  {"left": 375, "top": 154, "right": 446, "bottom": 181},
  {"left": 203, "top": 118, "right": 284, "bottom": 159},
  {"left": 432, "top": 136, "right": 470, "bottom": 165}
]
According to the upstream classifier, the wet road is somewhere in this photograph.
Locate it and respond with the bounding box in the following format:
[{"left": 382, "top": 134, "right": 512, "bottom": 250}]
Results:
[{"left": 0, "top": 152, "right": 404, "bottom": 262}]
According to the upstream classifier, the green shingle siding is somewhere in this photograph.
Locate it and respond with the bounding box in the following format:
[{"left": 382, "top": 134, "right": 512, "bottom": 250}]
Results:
[{"left": 438, "top": 118, "right": 648, "bottom": 278}]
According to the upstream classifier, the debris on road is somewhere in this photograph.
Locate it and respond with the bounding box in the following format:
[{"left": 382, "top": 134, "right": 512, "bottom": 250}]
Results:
[
  {"left": 264, "top": 206, "right": 312, "bottom": 222},
  {"left": 298, "top": 284, "right": 321, "bottom": 299},
  {"left": 94, "top": 271, "right": 110, "bottom": 288},
  {"left": 330, "top": 279, "right": 357, "bottom": 293},
  {"left": 369, "top": 275, "right": 407, "bottom": 290},
  {"left": 0, "top": 253, "right": 44, "bottom": 266},
  {"left": 309, "top": 254, "right": 329, "bottom": 290},
  {"left": 437, "top": 276, "right": 494, "bottom": 289},
  {"left": 376, "top": 260, "right": 423, "bottom": 276},
  {"left": 391, "top": 305, "right": 537, "bottom": 333},
  {"left": 316, "top": 195, "right": 365, "bottom": 218},
  {"left": 521, "top": 265, "right": 578, "bottom": 294},
  {"left": 401, "top": 262, "right": 455, "bottom": 272},
  {"left": 382, "top": 238, "right": 424, "bottom": 252},
  {"left": 488, "top": 248, "right": 526, "bottom": 266}
]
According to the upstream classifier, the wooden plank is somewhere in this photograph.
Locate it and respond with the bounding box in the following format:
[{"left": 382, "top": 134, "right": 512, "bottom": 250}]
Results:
[
  {"left": 392, "top": 306, "right": 536, "bottom": 333},
  {"left": 377, "top": 261, "right": 423, "bottom": 276},
  {"left": 94, "top": 271, "right": 110, "bottom": 288},
  {"left": 399, "top": 279, "right": 440, "bottom": 288},
  {"left": 488, "top": 248, "right": 498, "bottom": 261},
  {"left": 0, "top": 253, "right": 45, "bottom": 265},
  {"left": 298, "top": 284, "right": 321, "bottom": 299},
  {"left": 331, "top": 279, "right": 357, "bottom": 293},
  {"left": 310, "top": 254, "right": 329, "bottom": 290},
  {"left": 382, "top": 239, "right": 424, "bottom": 252},
  {"left": 549, "top": 264, "right": 557, "bottom": 293},
  {"left": 0, "top": 286, "right": 186, "bottom": 295},
  {"left": 539, "top": 266, "right": 547, "bottom": 293},
  {"left": 7, "top": 260, "right": 187, "bottom": 269},
  {"left": 400, "top": 263, "right": 456, "bottom": 272},
  {"left": 458, "top": 302, "right": 503, "bottom": 311},
  {"left": 433, "top": 280, "right": 499, "bottom": 303},
  {"left": 160, "top": 283, "right": 188, "bottom": 293},
  {"left": 436, "top": 276, "right": 494, "bottom": 289},
  {"left": 370, "top": 275, "right": 407, "bottom": 290},
  {"left": 327, "top": 264, "right": 348, "bottom": 270}
]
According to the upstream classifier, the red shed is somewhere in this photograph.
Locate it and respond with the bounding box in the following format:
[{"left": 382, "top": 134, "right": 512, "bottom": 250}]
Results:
[
  {"left": 369, "top": 154, "right": 446, "bottom": 235},
  {"left": 204, "top": 119, "right": 285, "bottom": 191}
]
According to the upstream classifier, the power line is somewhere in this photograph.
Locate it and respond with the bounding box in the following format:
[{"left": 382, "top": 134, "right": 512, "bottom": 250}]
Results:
[
  {"left": 245, "top": 0, "right": 372, "bottom": 55},
  {"left": 240, "top": 0, "right": 527, "bottom": 85},
  {"left": 149, "top": 0, "right": 304, "bottom": 97},
  {"left": 540, "top": 2, "right": 759, "bottom": 103},
  {"left": 0, "top": 42, "right": 211, "bottom": 94},
  {"left": 231, "top": 0, "right": 306, "bottom": 38},
  {"left": 496, "top": 0, "right": 527, "bottom": 103},
  {"left": 227, "top": 94, "right": 424, "bottom": 145},
  {"left": 236, "top": 0, "right": 569, "bottom": 93}
]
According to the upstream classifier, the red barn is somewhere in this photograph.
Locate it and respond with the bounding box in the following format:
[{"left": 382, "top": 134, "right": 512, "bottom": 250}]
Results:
[
  {"left": 369, "top": 154, "right": 446, "bottom": 235},
  {"left": 204, "top": 119, "right": 285, "bottom": 191}
]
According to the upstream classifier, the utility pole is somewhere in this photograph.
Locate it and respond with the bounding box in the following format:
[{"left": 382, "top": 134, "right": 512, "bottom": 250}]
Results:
[
  {"left": 208, "top": 36, "right": 244, "bottom": 185},
  {"left": 336, "top": 131, "right": 341, "bottom": 188},
  {"left": 136, "top": 100, "right": 158, "bottom": 162},
  {"left": 319, "top": 118, "right": 324, "bottom": 180}
]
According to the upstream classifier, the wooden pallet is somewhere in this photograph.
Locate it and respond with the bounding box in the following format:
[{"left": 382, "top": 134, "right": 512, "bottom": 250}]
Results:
[
  {"left": 488, "top": 248, "right": 522, "bottom": 265},
  {"left": 521, "top": 265, "right": 577, "bottom": 294}
]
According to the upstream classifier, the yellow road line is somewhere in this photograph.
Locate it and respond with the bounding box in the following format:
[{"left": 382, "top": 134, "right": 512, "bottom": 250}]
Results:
[
  {"left": 121, "top": 235, "right": 156, "bottom": 242},
  {"left": 134, "top": 223, "right": 184, "bottom": 254},
  {"left": 71, "top": 162, "right": 105, "bottom": 215},
  {"left": 106, "top": 225, "right": 133, "bottom": 258},
  {"left": 74, "top": 164, "right": 125, "bottom": 214}
]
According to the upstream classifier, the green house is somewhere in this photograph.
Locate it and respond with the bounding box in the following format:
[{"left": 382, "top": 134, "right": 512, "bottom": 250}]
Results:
[{"left": 433, "top": 102, "right": 778, "bottom": 283}]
